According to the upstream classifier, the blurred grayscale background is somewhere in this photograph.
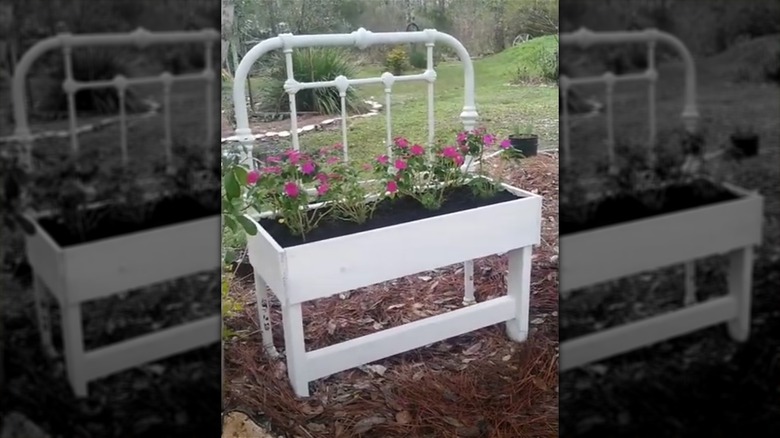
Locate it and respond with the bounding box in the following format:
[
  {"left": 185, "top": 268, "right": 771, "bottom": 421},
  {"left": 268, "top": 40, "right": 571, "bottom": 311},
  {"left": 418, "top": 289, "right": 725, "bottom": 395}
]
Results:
[
  {"left": 558, "top": 0, "right": 780, "bottom": 436},
  {"left": 0, "top": 1, "right": 222, "bottom": 437}
]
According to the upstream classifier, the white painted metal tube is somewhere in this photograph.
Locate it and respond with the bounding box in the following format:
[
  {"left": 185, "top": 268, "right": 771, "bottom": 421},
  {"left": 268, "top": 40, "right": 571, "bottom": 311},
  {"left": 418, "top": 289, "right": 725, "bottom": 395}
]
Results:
[
  {"left": 560, "top": 27, "right": 698, "bottom": 131},
  {"left": 11, "top": 28, "right": 219, "bottom": 145},
  {"left": 231, "top": 27, "right": 478, "bottom": 166}
]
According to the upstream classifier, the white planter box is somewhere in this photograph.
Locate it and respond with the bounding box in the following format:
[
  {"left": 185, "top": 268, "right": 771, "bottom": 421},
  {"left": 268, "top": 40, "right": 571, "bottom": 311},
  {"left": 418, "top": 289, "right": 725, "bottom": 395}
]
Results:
[
  {"left": 248, "top": 182, "right": 543, "bottom": 396},
  {"left": 560, "top": 182, "right": 763, "bottom": 370},
  {"left": 24, "top": 211, "right": 222, "bottom": 397}
]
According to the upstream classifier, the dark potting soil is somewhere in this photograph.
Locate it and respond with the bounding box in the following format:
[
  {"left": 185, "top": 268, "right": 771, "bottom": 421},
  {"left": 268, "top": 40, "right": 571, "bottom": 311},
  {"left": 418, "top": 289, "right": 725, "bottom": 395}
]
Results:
[
  {"left": 260, "top": 185, "right": 521, "bottom": 248},
  {"left": 37, "top": 189, "right": 220, "bottom": 247},
  {"left": 560, "top": 179, "right": 740, "bottom": 235}
]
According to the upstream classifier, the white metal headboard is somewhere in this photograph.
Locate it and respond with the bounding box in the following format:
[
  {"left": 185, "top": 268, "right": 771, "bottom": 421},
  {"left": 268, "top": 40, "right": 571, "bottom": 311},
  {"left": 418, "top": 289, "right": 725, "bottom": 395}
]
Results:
[
  {"left": 10, "top": 28, "right": 220, "bottom": 170},
  {"left": 231, "top": 27, "right": 479, "bottom": 168},
  {"left": 559, "top": 27, "right": 700, "bottom": 168}
]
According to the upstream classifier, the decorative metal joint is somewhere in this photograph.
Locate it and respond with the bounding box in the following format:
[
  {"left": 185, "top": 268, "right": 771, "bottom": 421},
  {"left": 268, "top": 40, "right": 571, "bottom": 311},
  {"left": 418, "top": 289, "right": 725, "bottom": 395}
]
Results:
[
  {"left": 353, "top": 27, "right": 373, "bottom": 50},
  {"left": 132, "top": 27, "right": 152, "bottom": 48},
  {"left": 279, "top": 33, "right": 294, "bottom": 52},
  {"left": 380, "top": 72, "right": 395, "bottom": 90},
  {"left": 334, "top": 75, "right": 350, "bottom": 96},
  {"left": 423, "top": 69, "right": 437, "bottom": 83},
  {"left": 283, "top": 78, "right": 301, "bottom": 95}
]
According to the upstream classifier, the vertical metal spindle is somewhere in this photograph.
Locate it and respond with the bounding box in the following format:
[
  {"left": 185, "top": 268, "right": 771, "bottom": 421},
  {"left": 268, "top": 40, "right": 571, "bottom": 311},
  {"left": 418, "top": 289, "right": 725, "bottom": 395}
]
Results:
[
  {"left": 161, "top": 72, "right": 174, "bottom": 174},
  {"left": 647, "top": 40, "right": 657, "bottom": 166},
  {"left": 116, "top": 77, "right": 128, "bottom": 166},
  {"left": 284, "top": 49, "right": 300, "bottom": 151},
  {"left": 605, "top": 72, "right": 616, "bottom": 173},
  {"left": 426, "top": 42, "right": 435, "bottom": 160},
  {"left": 62, "top": 45, "right": 80, "bottom": 156}
]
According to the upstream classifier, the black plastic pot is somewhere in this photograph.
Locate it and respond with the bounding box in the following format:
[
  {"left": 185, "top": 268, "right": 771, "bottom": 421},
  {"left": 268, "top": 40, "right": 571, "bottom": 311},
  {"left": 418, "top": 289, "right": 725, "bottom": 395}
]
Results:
[
  {"left": 730, "top": 134, "right": 759, "bottom": 157},
  {"left": 508, "top": 134, "right": 539, "bottom": 158}
]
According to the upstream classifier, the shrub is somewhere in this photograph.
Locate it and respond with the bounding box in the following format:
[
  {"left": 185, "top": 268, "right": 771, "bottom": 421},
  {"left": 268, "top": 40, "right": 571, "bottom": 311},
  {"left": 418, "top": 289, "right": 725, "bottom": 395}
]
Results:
[
  {"left": 385, "top": 46, "right": 409, "bottom": 75},
  {"left": 256, "top": 47, "right": 362, "bottom": 115},
  {"left": 536, "top": 48, "right": 559, "bottom": 83},
  {"left": 764, "top": 49, "right": 780, "bottom": 84},
  {"left": 409, "top": 49, "right": 428, "bottom": 69},
  {"left": 38, "top": 48, "right": 147, "bottom": 116}
]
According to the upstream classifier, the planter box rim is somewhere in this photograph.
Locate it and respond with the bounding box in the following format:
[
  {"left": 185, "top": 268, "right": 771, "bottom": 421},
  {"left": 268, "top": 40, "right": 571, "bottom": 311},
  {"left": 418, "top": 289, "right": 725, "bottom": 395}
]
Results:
[
  {"left": 251, "top": 180, "right": 540, "bottom": 250},
  {"left": 23, "top": 210, "right": 220, "bottom": 251},
  {"left": 562, "top": 180, "right": 761, "bottom": 239}
]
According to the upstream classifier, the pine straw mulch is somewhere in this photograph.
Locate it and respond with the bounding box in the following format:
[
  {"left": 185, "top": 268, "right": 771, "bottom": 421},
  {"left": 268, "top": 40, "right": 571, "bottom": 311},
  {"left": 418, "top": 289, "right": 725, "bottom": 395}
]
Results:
[{"left": 223, "top": 152, "right": 560, "bottom": 438}]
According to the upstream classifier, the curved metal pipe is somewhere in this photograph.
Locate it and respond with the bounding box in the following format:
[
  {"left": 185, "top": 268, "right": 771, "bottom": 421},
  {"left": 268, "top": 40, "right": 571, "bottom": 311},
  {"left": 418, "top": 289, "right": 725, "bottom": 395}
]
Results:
[{"left": 230, "top": 27, "right": 479, "bottom": 167}]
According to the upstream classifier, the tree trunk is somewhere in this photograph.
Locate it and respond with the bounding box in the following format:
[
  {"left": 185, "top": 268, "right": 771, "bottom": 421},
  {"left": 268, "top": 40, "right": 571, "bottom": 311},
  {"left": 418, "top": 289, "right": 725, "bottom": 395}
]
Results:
[{"left": 221, "top": 0, "right": 235, "bottom": 72}]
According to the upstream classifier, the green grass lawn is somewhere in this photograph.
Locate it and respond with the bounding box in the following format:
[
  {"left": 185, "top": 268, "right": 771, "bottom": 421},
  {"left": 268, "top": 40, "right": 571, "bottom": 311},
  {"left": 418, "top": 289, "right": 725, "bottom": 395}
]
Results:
[{"left": 240, "top": 36, "right": 559, "bottom": 165}]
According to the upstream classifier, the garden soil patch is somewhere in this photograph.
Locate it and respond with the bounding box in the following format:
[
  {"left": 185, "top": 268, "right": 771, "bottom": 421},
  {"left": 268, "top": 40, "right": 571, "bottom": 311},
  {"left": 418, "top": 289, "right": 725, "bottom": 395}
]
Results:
[
  {"left": 260, "top": 184, "right": 519, "bottom": 248},
  {"left": 561, "top": 178, "right": 738, "bottom": 235},
  {"left": 37, "top": 189, "right": 220, "bottom": 247},
  {"left": 224, "top": 152, "right": 560, "bottom": 438}
]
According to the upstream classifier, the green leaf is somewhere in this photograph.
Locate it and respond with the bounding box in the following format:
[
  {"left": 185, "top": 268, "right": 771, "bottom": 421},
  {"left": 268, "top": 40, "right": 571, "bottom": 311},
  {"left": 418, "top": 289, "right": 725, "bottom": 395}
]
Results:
[
  {"left": 233, "top": 166, "right": 249, "bottom": 185},
  {"left": 224, "top": 215, "right": 237, "bottom": 232},
  {"left": 223, "top": 248, "right": 237, "bottom": 265},
  {"left": 223, "top": 172, "right": 241, "bottom": 199},
  {"left": 236, "top": 214, "right": 258, "bottom": 235}
]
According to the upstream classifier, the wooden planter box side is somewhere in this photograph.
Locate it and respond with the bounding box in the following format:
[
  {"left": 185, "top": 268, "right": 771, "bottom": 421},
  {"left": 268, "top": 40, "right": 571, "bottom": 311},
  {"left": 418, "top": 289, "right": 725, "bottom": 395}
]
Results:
[
  {"left": 25, "top": 213, "right": 222, "bottom": 305},
  {"left": 560, "top": 183, "right": 763, "bottom": 292},
  {"left": 248, "top": 184, "right": 543, "bottom": 305}
]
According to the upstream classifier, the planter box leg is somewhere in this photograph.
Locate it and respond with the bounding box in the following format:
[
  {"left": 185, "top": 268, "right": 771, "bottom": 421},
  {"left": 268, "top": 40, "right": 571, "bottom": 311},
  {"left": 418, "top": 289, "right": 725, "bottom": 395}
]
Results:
[
  {"left": 253, "top": 271, "right": 279, "bottom": 358},
  {"left": 61, "top": 304, "right": 88, "bottom": 397},
  {"left": 506, "top": 246, "right": 532, "bottom": 343},
  {"left": 32, "top": 275, "right": 57, "bottom": 359},
  {"left": 463, "top": 261, "right": 476, "bottom": 305},
  {"left": 281, "top": 303, "right": 309, "bottom": 397},
  {"left": 727, "top": 246, "right": 753, "bottom": 342}
]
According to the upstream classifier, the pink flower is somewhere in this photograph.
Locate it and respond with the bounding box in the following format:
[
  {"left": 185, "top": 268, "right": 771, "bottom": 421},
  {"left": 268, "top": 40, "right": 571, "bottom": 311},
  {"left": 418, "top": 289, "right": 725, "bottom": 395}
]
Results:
[
  {"left": 332, "top": 143, "right": 343, "bottom": 151},
  {"left": 266, "top": 156, "right": 281, "bottom": 163},
  {"left": 500, "top": 139, "right": 512, "bottom": 150},
  {"left": 301, "top": 162, "right": 316, "bottom": 175},
  {"left": 410, "top": 144, "right": 425, "bottom": 156},
  {"left": 377, "top": 154, "right": 389, "bottom": 165},
  {"left": 317, "top": 183, "right": 330, "bottom": 196},
  {"left": 483, "top": 134, "right": 495, "bottom": 146},
  {"left": 327, "top": 156, "right": 340, "bottom": 165},
  {"left": 456, "top": 132, "right": 468, "bottom": 145},
  {"left": 319, "top": 148, "right": 329, "bottom": 155},
  {"left": 387, "top": 180, "right": 398, "bottom": 193},
  {"left": 454, "top": 154, "right": 465, "bottom": 166},
  {"left": 394, "top": 137, "right": 409, "bottom": 148},
  {"left": 316, "top": 172, "right": 329, "bottom": 183},
  {"left": 394, "top": 159, "right": 407, "bottom": 170},
  {"left": 247, "top": 169, "right": 261, "bottom": 184},
  {"left": 287, "top": 150, "right": 302, "bottom": 164},
  {"left": 442, "top": 146, "right": 459, "bottom": 158},
  {"left": 264, "top": 166, "right": 282, "bottom": 174},
  {"left": 284, "top": 182, "right": 300, "bottom": 197}
]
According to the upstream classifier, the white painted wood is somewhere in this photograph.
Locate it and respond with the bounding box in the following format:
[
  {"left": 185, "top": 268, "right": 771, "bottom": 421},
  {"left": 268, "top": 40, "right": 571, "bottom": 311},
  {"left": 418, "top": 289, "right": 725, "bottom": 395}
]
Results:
[
  {"left": 249, "top": 184, "right": 541, "bottom": 304},
  {"left": 253, "top": 270, "right": 279, "bottom": 358},
  {"left": 32, "top": 275, "right": 58, "bottom": 359},
  {"left": 506, "top": 246, "right": 532, "bottom": 342},
  {"left": 234, "top": 29, "right": 541, "bottom": 397},
  {"left": 462, "top": 260, "right": 475, "bottom": 305},
  {"left": 560, "top": 296, "right": 737, "bottom": 371},
  {"left": 24, "top": 212, "right": 221, "bottom": 396},
  {"left": 727, "top": 247, "right": 753, "bottom": 341},
  {"left": 83, "top": 316, "right": 220, "bottom": 382},
  {"left": 24, "top": 215, "right": 221, "bottom": 304},
  {"left": 560, "top": 187, "right": 763, "bottom": 292},
  {"left": 304, "top": 296, "right": 516, "bottom": 382},
  {"left": 281, "top": 303, "right": 308, "bottom": 396},
  {"left": 62, "top": 303, "right": 88, "bottom": 397}
]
